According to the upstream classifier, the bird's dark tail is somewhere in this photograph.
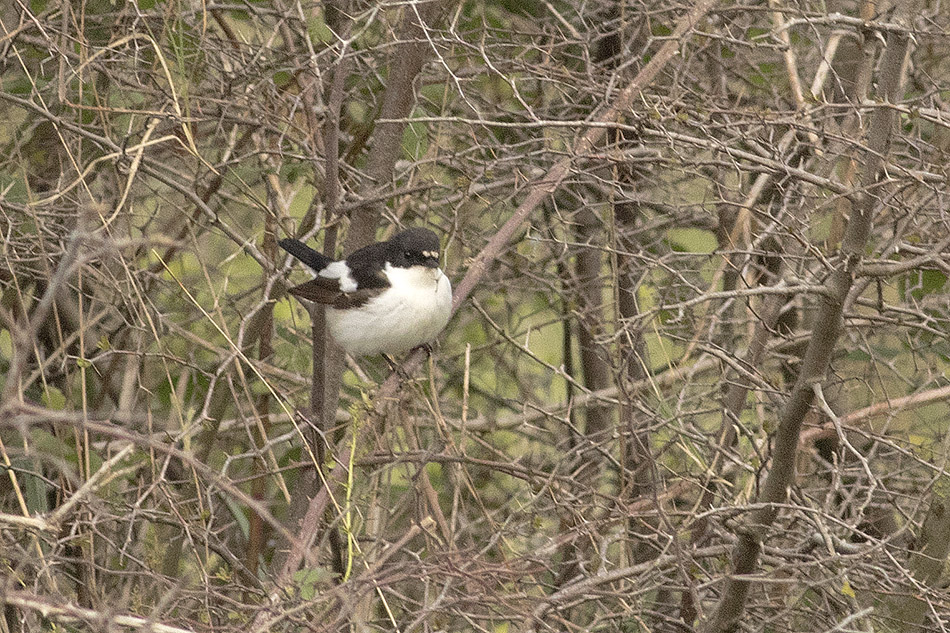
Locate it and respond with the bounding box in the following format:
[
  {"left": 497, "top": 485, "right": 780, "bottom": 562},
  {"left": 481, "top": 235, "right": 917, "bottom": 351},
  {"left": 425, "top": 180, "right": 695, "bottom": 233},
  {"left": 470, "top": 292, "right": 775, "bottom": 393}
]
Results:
[{"left": 278, "top": 238, "right": 333, "bottom": 272}]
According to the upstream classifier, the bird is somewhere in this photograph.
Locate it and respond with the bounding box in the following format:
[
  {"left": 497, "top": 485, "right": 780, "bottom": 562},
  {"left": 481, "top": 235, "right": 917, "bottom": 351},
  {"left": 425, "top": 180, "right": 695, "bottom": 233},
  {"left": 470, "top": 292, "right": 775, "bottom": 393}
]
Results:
[{"left": 279, "top": 227, "right": 452, "bottom": 357}]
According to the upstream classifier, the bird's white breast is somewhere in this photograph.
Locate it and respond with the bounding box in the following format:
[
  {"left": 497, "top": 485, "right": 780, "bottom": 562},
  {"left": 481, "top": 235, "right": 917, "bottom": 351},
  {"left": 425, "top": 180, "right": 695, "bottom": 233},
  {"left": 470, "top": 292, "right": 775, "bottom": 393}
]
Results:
[{"left": 327, "top": 264, "right": 452, "bottom": 356}]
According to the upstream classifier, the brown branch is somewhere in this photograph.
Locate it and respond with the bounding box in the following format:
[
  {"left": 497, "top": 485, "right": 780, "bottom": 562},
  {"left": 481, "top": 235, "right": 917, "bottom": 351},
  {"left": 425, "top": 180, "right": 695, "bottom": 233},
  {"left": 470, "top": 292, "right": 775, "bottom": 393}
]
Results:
[
  {"left": 887, "top": 484, "right": 950, "bottom": 630},
  {"left": 702, "top": 7, "right": 916, "bottom": 631},
  {"left": 452, "top": 0, "right": 717, "bottom": 309},
  {"left": 1, "top": 590, "right": 197, "bottom": 633},
  {"left": 267, "top": 1, "right": 452, "bottom": 604},
  {"left": 1, "top": 228, "right": 81, "bottom": 404},
  {"left": 573, "top": 208, "right": 614, "bottom": 444},
  {"left": 799, "top": 383, "right": 950, "bottom": 446},
  {"left": 0, "top": 404, "right": 302, "bottom": 554},
  {"left": 0, "top": 90, "right": 270, "bottom": 269},
  {"left": 279, "top": 29, "right": 353, "bottom": 583},
  {"left": 267, "top": 0, "right": 717, "bottom": 601},
  {"left": 345, "top": 0, "right": 449, "bottom": 251}
]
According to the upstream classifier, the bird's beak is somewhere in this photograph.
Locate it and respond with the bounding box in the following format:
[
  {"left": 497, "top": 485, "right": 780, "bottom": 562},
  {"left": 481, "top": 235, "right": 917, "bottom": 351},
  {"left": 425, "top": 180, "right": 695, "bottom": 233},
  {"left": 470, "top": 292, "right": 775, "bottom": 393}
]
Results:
[{"left": 423, "top": 255, "right": 440, "bottom": 269}]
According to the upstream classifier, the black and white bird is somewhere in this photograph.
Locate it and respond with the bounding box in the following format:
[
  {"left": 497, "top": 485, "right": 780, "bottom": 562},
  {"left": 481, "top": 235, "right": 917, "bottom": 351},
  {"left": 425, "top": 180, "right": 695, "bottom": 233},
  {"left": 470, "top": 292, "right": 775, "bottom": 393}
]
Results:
[{"left": 279, "top": 228, "right": 452, "bottom": 357}]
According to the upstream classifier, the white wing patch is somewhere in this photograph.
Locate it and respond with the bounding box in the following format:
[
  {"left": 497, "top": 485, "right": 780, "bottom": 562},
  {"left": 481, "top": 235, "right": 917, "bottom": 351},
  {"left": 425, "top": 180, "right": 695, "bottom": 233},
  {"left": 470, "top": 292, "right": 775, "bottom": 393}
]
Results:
[{"left": 318, "top": 261, "right": 358, "bottom": 292}]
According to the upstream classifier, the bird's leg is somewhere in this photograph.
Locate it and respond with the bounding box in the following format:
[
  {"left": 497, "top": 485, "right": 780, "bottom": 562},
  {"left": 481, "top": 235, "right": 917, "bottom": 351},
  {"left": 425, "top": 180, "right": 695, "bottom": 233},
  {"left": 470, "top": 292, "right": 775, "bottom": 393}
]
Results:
[
  {"left": 382, "top": 354, "right": 411, "bottom": 380},
  {"left": 383, "top": 344, "right": 433, "bottom": 379},
  {"left": 412, "top": 343, "right": 434, "bottom": 357}
]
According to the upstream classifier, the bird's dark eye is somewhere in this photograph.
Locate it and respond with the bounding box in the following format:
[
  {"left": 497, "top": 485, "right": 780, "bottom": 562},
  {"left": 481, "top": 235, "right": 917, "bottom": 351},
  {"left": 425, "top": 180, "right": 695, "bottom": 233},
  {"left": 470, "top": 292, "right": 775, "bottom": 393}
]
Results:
[{"left": 404, "top": 250, "right": 412, "bottom": 259}]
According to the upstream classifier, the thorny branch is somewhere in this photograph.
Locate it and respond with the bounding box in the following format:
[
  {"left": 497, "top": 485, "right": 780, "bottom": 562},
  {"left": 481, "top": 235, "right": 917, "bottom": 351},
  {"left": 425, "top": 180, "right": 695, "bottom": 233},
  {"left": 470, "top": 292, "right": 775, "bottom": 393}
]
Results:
[{"left": 2, "top": 1, "right": 950, "bottom": 632}]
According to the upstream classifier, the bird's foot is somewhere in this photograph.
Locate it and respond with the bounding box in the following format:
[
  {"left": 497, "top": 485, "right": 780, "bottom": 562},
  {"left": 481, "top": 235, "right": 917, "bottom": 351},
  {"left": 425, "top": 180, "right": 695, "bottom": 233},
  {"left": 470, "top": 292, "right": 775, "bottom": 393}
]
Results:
[
  {"left": 382, "top": 354, "right": 411, "bottom": 380},
  {"left": 413, "top": 343, "right": 434, "bottom": 358}
]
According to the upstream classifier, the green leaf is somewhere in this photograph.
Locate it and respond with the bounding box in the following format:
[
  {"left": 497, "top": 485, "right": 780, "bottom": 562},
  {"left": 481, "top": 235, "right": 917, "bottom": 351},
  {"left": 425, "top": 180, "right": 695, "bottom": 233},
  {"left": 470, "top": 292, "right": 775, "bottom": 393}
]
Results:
[
  {"left": 916, "top": 269, "right": 947, "bottom": 299},
  {"left": 42, "top": 386, "right": 67, "bottom": 410},
  {"left": 901, "top": 268, "right": 948, "bottom": 301},
  {"left": 0, "top": 329, "right": 11, "bottom": 360},
  {"left": 667, "top": 227, "right": 717, "bottom": 254},
  {"left": 31, "top": 427, "right": 73, "bottom": 461},
  {"left": 841, "top": 579, "right": 856, "bottom": 598},
  {"left": 293, "top": 567, "right": 337, "bottom": 600},
  {"left": 7, "top": 77, "right": 35, "bottom": 95},
  {"left": 307, "top": 15, "right": 334, "bottom": 44},
  {"left": 402, "top": 118, "right": 429, "bottom": 161},
  {"left": 272, "top": 71, "right": 293, "bottom": 89}
]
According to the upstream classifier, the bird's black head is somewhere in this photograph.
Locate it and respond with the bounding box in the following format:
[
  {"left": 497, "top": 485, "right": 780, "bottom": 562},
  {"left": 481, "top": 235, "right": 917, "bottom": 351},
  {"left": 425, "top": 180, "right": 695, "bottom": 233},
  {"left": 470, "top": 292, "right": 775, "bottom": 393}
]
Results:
[{"left": 387, "top": 228, "right": 442, "bottom": 269}]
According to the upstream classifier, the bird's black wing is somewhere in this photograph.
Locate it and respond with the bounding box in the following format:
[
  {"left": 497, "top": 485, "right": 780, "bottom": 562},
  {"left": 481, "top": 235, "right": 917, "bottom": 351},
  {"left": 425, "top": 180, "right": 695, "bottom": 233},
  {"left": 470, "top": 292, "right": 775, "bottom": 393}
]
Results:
[
  {"left": 283, "top": 238, "right": 393, "bottom": 308},
  {"left": 286, "top": 278, "right": 386, "bottom": 309}
]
